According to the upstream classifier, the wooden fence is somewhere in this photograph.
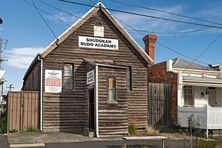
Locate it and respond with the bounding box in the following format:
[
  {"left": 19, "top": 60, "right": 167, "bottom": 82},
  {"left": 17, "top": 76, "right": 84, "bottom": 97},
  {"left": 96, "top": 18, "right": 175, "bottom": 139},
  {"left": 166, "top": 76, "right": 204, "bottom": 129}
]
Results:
[
  {"left": 7, "top": 91, "right": 39, "bottom": 132},
  {"left": 148, "top": 83, "right": 171, "bottom": 127}
]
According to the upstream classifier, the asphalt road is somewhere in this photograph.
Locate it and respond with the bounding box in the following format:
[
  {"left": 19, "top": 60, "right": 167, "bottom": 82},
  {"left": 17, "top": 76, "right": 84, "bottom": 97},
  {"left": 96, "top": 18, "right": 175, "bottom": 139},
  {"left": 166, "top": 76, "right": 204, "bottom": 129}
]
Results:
[
  {"left": 0, "top": 134, "right": 8, "bottom": 148},
  {"left": 45, "top": 139, "right": 192, "bottom": 148}
]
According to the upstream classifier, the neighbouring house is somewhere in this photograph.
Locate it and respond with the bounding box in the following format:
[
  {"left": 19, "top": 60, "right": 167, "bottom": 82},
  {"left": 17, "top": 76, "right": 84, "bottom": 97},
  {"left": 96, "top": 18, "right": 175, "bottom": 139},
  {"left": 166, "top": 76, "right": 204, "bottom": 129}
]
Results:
[
  {"left": 149, "top": 58, "right": 222, "bottom": 137},
  {"left": 21, "top": 3, "right": 156, "bottom": 137}
]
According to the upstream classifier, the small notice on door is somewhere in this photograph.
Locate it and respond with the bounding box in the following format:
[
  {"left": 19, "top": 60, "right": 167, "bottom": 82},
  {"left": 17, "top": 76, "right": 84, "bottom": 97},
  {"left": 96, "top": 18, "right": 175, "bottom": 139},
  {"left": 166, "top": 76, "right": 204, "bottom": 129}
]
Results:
[
  {"left": 45, "top": 70, "right": 62, "bottom": 93},
  {"left": 79, "top": 36, "right": 118, "bottom": 50}
]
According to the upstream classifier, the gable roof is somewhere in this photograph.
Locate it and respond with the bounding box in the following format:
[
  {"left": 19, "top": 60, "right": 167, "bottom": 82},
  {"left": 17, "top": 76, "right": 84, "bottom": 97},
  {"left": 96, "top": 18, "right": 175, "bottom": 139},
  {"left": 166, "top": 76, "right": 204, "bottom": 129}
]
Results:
[
  {"left": 40, "top": 2, "right": 152, "bottom": 63},
  {"left": 172, "top": 58, "right": 209, "bottom": 70}
]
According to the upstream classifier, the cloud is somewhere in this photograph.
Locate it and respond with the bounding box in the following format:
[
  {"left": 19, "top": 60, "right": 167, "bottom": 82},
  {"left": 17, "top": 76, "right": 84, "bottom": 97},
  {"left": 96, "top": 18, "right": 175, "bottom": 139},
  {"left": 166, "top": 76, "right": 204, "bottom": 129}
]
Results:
[
  {"left": 47, "top": 12, "right": 80, "bottom": 25},
  {"left": 6, "top": 47, "right": 44, "bottom": 69},
  {"left": 113, "top": 6, "right": 185, "bottom": 33},
  {"left": 112, "top": 5, "right": 222, "bottom": 36}
]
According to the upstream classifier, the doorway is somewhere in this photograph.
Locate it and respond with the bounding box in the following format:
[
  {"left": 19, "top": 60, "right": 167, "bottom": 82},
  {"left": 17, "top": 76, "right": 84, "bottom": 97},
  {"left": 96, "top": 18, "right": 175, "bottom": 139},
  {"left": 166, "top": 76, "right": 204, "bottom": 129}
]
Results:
[{"left": 89, "top": 88, "right": 95, "bottom": 131}]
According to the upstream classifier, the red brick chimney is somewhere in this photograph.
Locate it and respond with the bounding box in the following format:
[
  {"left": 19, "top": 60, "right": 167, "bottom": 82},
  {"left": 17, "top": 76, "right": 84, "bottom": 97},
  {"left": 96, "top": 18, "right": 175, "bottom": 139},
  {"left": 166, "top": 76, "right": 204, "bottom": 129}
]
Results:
[{"left": 143, "top": 34, "right": 158, "bottom": 64}]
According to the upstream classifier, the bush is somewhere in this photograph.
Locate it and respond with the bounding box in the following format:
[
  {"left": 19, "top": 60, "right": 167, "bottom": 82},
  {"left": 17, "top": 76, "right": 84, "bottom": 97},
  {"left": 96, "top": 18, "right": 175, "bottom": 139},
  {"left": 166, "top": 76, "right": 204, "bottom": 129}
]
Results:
[
  {"left": 128, "top": 123, "right": 139, "bottom": 135},
  {"left": 10, "top": 129, "right": 18, "bottom": 133},
  {"left": 144, "top": 126, "right": 159, "bottom": 135},
  {"left": 24, "top": 127, "right": 38, "bottom": 132},
  {"left": 0, "top": 114, "right": 7, "bottom": 133},
  {"left": 195, "top": 138, "right": 217, "bottom": 148}
]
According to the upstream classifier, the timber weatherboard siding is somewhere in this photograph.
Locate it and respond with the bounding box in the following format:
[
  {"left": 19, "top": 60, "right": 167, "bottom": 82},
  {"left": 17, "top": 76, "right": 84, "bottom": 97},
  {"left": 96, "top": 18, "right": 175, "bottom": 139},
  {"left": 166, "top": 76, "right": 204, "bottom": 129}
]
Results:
[
  {"left": 23, "top": 8, "right": 148, "bottom": 136},
  {"left": 23, "top": 61, "right": 41, "bottom": 91},
  {"left": 98, "top": 66, "right": 128, "bottom": 136}
]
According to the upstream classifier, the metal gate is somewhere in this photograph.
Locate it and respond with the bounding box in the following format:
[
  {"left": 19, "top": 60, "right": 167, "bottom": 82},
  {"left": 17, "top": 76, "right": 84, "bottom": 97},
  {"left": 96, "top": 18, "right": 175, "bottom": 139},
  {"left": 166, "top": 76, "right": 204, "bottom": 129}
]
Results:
[{"left": 148, "top": 83, "right": 171, "bottom": 127}]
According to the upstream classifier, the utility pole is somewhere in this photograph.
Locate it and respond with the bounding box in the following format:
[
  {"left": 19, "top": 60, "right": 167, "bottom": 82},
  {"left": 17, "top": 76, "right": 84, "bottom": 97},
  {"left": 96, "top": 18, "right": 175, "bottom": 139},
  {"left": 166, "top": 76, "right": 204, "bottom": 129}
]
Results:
[{"left": 7, "top": 84, "right": 14, "bottom": 92}]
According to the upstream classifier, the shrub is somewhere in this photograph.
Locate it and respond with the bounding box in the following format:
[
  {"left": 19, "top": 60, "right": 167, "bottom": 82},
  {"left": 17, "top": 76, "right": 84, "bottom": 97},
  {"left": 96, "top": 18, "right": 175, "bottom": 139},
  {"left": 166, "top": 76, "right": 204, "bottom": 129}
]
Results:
[
  {"left": 24, "top": 127, "right": 38, "bottom": 132},
  {"left": 10, "top": 129, "right": 18, "bottom": 133},
  {"left": 195, "top": 138, "right": 217, "bottom": 148},
  {"left": 0, "top": 114, "right": 7, "bottom": 133},
  {"left": 144, "top": 126, "right": 159, "bottom": 135},
  {"left": 128, "top": 123, "right": 139, "bottom": 135}
]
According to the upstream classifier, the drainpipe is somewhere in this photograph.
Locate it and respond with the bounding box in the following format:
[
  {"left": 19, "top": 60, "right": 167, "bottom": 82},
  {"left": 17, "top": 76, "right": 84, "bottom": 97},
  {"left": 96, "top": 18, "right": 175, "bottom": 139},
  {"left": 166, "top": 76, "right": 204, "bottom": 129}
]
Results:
[
  {"left": 95, "top": 65, "right": 99, "bottom": 137},
  {"left": 37, "top": 55, "right": 43, "bottom": 131}
]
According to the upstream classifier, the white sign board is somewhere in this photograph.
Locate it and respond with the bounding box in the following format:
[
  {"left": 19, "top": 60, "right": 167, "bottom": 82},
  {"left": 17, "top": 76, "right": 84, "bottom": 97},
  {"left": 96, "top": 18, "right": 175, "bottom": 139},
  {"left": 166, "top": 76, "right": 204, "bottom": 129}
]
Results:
[
  {"left": 79, "top": 36, "right": 118, "bottom": 50},
  {"left": 45, "top": 70, "right": 62, "bottom": 93},
  {"left": 87, "top": 70, "right": 94, "bottom": 85}
]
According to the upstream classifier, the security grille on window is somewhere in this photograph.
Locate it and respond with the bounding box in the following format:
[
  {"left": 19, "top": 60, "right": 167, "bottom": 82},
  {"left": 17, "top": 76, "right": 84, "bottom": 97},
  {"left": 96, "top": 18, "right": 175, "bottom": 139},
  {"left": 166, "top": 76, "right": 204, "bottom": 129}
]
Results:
[
  {"left": 63, "top": 64, "right": 73, "bottom": 90},
  {"left": 184, "top": 85, "right": 194, "bottom": 106},
  {"left": 108, "top": 77, "right": 116, "bottom": 102}
]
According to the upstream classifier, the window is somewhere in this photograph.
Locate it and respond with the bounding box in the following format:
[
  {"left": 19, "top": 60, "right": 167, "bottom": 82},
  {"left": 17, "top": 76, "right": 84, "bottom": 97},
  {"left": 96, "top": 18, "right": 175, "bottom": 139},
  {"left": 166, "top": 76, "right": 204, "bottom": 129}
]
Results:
[
  {"left": 63, "top": 64, "right": 73, "bottom": 90},
  {"left": 127, "top": 66, "right": 132, "bottom": 92},
  {"left": 208, "top": 87, "right": 217, "bottom": 106},
  {"left": 108, "top": 77, "right": 116, "bottom": 102},
  {"left": 184, "top": 85, "right": 194, "bottom": 106},
  {"left": 94, "top": 26, "right": 104, "bottom": 37}
]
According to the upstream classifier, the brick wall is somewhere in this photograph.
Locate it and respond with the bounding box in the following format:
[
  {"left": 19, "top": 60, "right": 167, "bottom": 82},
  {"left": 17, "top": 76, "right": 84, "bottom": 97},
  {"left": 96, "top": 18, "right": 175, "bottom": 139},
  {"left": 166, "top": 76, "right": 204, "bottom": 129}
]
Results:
[{"left": 148, "top": 61, "right": 178, "bottom": 125}]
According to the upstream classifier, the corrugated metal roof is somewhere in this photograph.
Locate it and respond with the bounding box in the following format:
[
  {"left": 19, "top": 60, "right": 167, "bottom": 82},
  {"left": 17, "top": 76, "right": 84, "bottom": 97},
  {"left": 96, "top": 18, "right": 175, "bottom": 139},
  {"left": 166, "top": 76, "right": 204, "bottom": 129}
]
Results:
[
  {"left": 183, "top": 76, "right": 222, "bottom": 84},
  {"left": 172, "top": 58, "right": 209, "bottom": 70}
]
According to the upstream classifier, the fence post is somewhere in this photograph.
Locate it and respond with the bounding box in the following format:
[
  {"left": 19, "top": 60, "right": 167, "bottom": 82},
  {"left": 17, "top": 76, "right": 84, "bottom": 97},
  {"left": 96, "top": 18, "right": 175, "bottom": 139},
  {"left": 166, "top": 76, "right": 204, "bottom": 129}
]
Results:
[
  {"left": 20, "top": 91, "right": 24, "bottom": 131},
  {"left": 7, "top": 93, "right": 10, "bottom": 133},
  {"left": 206, "top": 105, "right": 208, "bottom": 138}
]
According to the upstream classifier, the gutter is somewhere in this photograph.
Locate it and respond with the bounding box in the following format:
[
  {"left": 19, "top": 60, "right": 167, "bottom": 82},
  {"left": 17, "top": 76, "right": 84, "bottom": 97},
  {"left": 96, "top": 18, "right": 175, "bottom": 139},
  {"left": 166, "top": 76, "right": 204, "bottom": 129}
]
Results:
[{"left": 37, "top": 55, "right": 43, "bottom": 131}]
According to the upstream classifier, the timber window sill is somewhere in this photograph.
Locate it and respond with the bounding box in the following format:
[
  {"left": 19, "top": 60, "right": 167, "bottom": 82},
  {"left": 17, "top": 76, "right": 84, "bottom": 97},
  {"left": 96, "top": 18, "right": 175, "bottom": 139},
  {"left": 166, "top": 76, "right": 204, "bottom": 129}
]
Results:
[{"left": 107, "top": 101, "right": 118, "bottom": 105}]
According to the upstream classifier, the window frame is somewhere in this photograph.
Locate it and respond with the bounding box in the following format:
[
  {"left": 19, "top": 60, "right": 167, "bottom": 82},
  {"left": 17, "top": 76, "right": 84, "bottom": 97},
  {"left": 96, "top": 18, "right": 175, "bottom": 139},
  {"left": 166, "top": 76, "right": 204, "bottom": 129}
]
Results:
[
  {"left": 63, "top": 63, "right": 74, "bottom": 91},
  {"left": 208, "top": 87, "right": 217, "bottom": 106},
  {"left": 107, "top": 77, "right": 117, "bottom": 103},
  {"left": 127, "top": 66, "right": 132, "bottom": 92},
  {"left": 183, "top": 85, "right": 194, "bottom": 106}
]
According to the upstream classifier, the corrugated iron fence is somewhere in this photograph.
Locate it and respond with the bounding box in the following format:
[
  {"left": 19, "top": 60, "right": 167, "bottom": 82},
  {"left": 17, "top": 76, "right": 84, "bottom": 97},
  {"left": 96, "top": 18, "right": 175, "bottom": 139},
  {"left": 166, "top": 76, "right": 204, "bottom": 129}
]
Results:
[{"left": 7, "top": 91, "right": 39, "bottom": 132}]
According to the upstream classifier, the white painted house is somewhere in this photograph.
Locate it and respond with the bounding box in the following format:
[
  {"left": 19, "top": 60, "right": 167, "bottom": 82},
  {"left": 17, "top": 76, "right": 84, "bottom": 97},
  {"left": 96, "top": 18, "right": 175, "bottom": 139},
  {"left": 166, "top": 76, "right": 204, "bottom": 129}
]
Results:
[{"left": 167, "top": 58, "right": 222, "bottom": 136}]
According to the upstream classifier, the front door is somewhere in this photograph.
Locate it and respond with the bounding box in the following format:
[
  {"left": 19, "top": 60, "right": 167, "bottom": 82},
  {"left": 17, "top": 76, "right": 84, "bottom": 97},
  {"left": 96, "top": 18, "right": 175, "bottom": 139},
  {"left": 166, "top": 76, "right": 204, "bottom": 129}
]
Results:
[{"left": 89, "top": 88, "right": 95, "bottom": 130}]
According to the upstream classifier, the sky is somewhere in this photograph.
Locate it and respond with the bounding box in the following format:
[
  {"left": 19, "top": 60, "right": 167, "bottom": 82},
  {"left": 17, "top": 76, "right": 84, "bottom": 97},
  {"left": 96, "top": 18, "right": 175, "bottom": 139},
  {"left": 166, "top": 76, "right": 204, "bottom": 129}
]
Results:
[{"left": 1, "top": 0, "right": 222, "bottom": 92}]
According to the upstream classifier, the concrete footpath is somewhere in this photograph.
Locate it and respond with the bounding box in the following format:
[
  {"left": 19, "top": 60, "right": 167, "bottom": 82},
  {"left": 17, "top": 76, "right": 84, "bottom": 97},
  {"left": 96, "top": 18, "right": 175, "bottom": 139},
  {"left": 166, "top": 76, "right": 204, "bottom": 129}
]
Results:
[
  {"left": 5, "top": 132, "right": 222, "bottom": 148},
  {"left": 6, "top": 132, "right": 194, "bottom": 148},
  {"left": 0, "top": 134, "right": 9, "bottom": 148}
]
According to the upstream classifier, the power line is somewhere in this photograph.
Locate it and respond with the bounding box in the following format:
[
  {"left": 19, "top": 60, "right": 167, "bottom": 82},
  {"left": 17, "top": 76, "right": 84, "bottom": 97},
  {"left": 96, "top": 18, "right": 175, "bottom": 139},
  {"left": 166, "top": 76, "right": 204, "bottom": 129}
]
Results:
[
  {"left": 88, "top": 0, "right": 96, "bottom": 5},
  {"left": 126, "top": 27, "right": 213, "bottom": 35},
  {"left": 114, "top": 16, "right": 209, "bottom": 65},
  {"left": 39, "top": 0, "right": 215, "bottom": 35},
  {"left": 38, "top": 0, "right": 85, "bottom": 21},
  {"left": 156, "top": 42, "right": 208, "bottom": 65},
  {"left": 39, "top": 0, "right": 209, "bottom": 65},
  {"left": 30, "top": 0, "right": 58, "bottom": 40},
  {"left": 24, "top": 0, "right": 71, "bottom": 26},
  {"left": 108, "top": 0, "right": 222, "bottom": 27},
  {"left": 58, "top": 0, "right": 222, "bottom": 30},
  {"left": 182, "top": 33, "right": 222, "bottom": 72},
  {"left": 35, "top": 0, "right": 220, "bottom": 72}
]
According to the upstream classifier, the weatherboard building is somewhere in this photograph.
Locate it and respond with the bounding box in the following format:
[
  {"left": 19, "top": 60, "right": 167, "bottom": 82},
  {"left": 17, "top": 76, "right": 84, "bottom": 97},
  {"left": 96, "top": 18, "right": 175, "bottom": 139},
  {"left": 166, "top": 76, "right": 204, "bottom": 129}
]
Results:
[{"left": 22, "top": 3, "right": 156, "bottom": 137}]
